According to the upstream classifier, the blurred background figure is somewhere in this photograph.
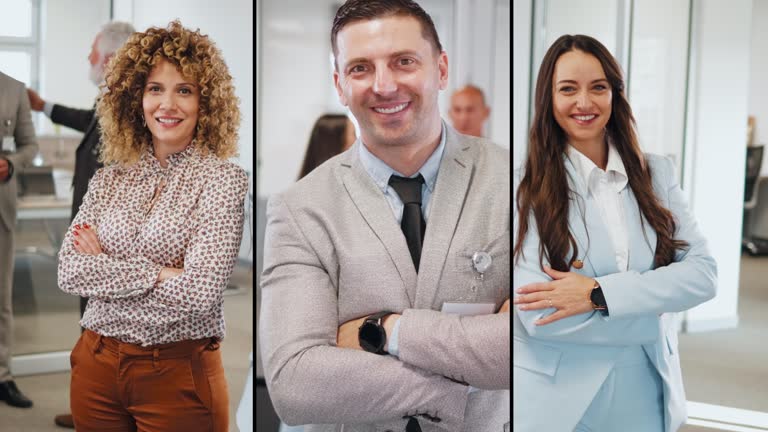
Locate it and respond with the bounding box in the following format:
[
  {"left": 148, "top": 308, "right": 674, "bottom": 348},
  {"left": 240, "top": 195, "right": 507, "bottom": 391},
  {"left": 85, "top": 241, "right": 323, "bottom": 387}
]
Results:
[
  {"left": 448, "top": 84, "right": 490, "bottom": 137},
  {"left": 297, "top": 113, "right": 356, "bottom": 180},
  {"left": 0, "top": 69, "right": 38, "bottom": 411}
]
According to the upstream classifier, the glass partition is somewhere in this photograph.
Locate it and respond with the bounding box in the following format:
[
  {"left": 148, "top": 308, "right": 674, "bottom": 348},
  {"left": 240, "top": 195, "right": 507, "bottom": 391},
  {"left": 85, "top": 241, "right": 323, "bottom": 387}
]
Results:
[
  {"left": 530, "top": 0, "right": 689, "bottom": 178},
  {"left": 9, "top": 1, "right": 110, "bottom": 370},
  {"left": 13, "top": 217, "right": 79, "bottom": 356},
  {"left": 628, "top": 0, "right": 691, "bottom": 175}
]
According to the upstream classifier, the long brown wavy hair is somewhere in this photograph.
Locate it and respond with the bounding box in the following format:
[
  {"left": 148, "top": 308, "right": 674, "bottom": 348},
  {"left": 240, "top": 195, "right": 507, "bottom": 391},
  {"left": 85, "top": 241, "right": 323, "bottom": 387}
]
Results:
[{"left": 513, "top": 34, "right": 688, "bottom": 271}]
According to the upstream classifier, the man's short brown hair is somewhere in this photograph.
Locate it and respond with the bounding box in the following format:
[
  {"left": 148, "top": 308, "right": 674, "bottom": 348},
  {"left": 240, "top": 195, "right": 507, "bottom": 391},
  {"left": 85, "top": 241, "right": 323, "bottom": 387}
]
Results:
[{"left": 331, "top": 0, "right": 443, "bottom": 68}]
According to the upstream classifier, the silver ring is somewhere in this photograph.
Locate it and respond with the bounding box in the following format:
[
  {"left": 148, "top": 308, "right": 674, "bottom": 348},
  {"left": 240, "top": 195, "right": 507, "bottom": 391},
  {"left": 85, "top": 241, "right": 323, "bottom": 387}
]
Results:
[{"left": 547, "top": 298, "right": 553, "bottom": 308}]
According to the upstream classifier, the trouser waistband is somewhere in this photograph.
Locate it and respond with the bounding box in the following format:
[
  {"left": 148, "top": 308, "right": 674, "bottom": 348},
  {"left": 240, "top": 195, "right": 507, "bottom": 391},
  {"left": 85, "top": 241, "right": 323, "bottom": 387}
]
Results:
[{"left": 82, "top": 329, "right": 219, "bottom": 360}]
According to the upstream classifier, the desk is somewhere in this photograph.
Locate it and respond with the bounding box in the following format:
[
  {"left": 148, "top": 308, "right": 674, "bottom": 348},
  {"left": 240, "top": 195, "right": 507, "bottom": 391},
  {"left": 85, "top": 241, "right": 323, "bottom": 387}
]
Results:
[
  {"left": 18, "top": 196, "right": 71, "bottom": 220},
  {"left": 16, "top": 196, "right": 71, "bottom": 258}
]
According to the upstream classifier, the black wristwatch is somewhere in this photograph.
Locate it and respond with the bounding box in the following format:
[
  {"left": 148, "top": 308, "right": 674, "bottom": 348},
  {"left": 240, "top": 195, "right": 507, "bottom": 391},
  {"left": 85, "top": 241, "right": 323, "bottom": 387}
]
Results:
[
  {"left": 358, "top": 311, "right": 393, "bottom": 354},
  {"left": 590, "top": 281, "right": 609, "bottom": 317}
]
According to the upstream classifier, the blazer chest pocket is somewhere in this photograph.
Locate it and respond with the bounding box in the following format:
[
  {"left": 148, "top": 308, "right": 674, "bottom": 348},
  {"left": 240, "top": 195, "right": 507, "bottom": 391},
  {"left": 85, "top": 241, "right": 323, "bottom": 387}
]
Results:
[{"left": 449, "top": 230, "right": 510, "bottom": 303}]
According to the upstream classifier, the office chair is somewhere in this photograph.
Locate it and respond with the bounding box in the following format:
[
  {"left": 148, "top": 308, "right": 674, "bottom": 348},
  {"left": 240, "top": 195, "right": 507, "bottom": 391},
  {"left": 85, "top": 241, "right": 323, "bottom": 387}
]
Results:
[{"left": 742, "top": 145, "right": 767, "bottom": 255}]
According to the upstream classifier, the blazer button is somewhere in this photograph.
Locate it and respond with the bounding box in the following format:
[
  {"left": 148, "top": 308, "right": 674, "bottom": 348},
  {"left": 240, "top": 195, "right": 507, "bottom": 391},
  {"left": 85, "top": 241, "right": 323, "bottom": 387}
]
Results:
[{"left": 573, "top": 259, "right": 584, "bottom": 269}]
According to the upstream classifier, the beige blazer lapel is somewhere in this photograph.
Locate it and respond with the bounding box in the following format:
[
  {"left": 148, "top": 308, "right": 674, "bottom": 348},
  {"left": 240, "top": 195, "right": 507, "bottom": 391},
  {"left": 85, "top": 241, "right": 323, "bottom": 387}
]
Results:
[
  {"left": 338, "top": 146, "right": 419, "bottom": 305},
  {"left": 414, "top": 129, "right": 474, "bottom": 308}
]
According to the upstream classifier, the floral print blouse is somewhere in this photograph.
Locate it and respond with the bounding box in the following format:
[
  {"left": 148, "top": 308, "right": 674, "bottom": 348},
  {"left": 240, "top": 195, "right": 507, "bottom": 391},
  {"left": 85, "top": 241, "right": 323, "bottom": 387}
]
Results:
[{"left": 58, "top": 145, "right": 248, "bottom": 346}]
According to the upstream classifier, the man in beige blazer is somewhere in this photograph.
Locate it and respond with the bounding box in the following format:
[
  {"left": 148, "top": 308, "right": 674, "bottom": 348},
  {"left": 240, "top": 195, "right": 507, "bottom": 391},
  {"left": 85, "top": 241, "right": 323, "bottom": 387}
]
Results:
[
  {"left": 0, "top": 70, "right": 38, "bottom": 408},
  {"left": 259, "top": 1, "right": 510, "bottom": 431}
]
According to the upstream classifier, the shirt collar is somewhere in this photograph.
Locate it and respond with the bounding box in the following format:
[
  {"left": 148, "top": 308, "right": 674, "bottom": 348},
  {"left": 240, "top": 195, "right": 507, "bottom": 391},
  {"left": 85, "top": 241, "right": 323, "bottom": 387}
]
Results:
[
  {"left": 358, "top": 121, "right": 446, "bottom": 193},
  {"left": 566, "top": 138, "right": 628, "bottom": 192},
  {"left": 139, "top": 143, "right": 198, "bottom": 176},
  {"left": 605, "top": 141, "right": 627, "bottom": 181}
]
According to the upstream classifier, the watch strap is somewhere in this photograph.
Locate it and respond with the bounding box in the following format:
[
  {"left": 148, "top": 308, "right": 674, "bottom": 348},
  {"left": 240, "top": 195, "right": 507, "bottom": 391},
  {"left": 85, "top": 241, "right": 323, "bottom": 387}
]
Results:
[
  {"left": 590, "top": 281, "right": 609, "bottom": 316},
  {"left": 365, "top": 310, "right": 393, "bottom": 325}
]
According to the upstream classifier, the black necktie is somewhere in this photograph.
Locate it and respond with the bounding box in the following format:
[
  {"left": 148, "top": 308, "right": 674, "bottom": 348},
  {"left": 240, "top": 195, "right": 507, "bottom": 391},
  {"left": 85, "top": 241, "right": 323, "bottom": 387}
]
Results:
[{"left": 388, "top": 174, "right": 426, "bottom": 272}]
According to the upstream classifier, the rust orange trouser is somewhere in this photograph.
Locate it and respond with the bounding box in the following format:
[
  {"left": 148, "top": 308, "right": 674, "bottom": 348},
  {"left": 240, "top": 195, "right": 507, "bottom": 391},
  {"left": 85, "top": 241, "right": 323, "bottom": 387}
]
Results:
[{"left": 70, "top": 329, "right": 229, "bottom": 432}]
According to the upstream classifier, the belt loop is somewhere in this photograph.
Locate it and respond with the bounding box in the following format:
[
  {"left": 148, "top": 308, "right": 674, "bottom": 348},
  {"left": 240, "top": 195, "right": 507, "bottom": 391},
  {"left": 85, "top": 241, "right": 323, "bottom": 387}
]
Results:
[
  {"left": 93, "top": 335, "right": 104, "bottom": 354},
  {"left": 207, "top": 338, "right": 220, "bottom": 351},
  {"left": 153, "top": 348, "right": 159, "bottom": 369}
]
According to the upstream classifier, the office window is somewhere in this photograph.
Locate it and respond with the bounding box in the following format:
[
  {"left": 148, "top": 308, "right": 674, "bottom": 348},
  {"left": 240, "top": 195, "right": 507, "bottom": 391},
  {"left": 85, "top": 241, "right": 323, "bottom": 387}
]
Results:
[
  {"left": 0, "top": 0, "right": 34, "bottom": 38},
  {"left": 0, "top": 0, "right": 40, "bottom": 87}
]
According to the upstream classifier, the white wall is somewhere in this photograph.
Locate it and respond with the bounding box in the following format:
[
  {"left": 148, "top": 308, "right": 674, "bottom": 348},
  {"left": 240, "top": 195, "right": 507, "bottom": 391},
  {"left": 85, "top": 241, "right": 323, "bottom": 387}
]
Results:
[
  {"left": 749, "top": 0, "right": 768, "bottom": 174},
  {"left": 682, "top": 0, "right": 752, "bottom": 332},
  {"left": 38, "top": 0, "right": 110, "bottom": 136},
  {"left": 512, "top": 0, "right": 531, "bottom": 170},
  {"left": 489, "top": 0, "right": 511, "bottom": 149}
]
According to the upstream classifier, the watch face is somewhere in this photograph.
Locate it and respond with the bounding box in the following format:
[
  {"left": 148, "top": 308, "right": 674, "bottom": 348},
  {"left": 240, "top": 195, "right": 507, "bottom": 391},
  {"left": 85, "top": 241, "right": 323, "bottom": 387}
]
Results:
[{"left": 358, "top": 321, "right": 385, "bottom": 353}]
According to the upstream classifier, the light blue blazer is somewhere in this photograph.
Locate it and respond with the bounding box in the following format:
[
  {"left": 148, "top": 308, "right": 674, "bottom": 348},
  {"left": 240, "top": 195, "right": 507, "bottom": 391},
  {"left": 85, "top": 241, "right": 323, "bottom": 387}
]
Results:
[{"left": 512, "top": 153, "right": 717, "bottom": 432}]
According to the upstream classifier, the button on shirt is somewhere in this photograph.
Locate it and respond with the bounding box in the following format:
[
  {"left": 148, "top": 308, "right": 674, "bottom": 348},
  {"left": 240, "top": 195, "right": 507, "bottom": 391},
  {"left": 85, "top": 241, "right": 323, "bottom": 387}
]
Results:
[
  {"left": 567, "top": 142, "right": 630, "bottom": 271},
  {"left": 358, "top": 122, "right": 447, "bottom": 357}
]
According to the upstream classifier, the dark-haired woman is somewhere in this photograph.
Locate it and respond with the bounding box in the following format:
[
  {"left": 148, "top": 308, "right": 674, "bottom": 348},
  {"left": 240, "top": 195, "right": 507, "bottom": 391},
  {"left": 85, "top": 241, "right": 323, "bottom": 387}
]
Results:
[
  {"left": 512, "top": 34, "right": 717, "bottom": 432},
  {"left": 298, "top": 113, "right": 356, "bottom": 180}
]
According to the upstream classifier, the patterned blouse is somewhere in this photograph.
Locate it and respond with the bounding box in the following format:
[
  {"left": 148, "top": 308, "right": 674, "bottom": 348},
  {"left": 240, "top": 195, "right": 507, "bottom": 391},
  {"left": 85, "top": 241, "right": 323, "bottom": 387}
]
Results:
[{"left": 58, "top": 145, "right": 248, "bottom": 346}]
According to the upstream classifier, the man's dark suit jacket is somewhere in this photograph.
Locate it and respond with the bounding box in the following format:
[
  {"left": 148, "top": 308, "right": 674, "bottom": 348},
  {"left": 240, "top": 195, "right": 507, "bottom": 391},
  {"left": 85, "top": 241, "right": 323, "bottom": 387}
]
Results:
[
  {"left": 51, "top": 103, "right": 102, "bottom": 318},
  {"left": 51, "top": 104, "right": 102, "bottom": 223}
]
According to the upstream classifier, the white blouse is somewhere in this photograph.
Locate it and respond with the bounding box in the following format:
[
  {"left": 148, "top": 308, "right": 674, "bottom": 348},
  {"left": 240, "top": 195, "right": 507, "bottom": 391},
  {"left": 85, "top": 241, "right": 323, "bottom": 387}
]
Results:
[{"left": 567, "top": 142, "right": 629, "bottom": 272}]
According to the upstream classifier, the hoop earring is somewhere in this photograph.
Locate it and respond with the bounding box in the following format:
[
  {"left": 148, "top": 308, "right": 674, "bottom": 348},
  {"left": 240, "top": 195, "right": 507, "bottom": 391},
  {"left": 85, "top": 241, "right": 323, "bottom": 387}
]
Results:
[{"left": 141, "top": 114, "right": 146, "bottom": 127}]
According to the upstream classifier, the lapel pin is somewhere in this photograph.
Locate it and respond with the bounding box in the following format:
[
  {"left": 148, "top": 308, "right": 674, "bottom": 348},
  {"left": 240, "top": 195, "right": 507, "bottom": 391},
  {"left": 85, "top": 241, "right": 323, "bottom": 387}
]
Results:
[{"left": 472, "top": 251, "right": 492, "bottom": 280}]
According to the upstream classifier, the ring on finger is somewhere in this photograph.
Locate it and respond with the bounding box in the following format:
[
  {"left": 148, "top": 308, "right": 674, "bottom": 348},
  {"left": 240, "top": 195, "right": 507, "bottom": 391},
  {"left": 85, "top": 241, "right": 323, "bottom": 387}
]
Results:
[{"left": 547, "top": 298, "right": 553, "bottom": 308}]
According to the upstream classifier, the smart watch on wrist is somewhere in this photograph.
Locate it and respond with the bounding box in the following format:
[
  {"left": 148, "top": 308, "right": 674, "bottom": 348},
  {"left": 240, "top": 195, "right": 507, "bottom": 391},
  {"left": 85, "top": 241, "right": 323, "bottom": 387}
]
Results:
[
  {"left": 590, "top": 280, "right": 609, "bottom": 316},
  {"left": 358, "top": 311, "right": 393, "bottom": 354}
]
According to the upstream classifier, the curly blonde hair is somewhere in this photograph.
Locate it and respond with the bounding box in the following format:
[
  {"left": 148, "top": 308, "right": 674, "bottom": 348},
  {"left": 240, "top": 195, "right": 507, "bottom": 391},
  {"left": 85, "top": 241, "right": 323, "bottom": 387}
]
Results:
[{"left": 97, "top": 20, "right": 240, "bottom": 165}]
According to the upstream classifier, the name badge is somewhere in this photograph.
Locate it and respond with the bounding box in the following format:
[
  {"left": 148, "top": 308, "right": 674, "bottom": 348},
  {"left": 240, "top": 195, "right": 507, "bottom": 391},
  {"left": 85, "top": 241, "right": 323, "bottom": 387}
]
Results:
[
  {"left": 441, "top": 302, "right": 496, "bottom": 316},
  {"left": 1, "top": 136, "right": 15, "bottom": 153}
]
